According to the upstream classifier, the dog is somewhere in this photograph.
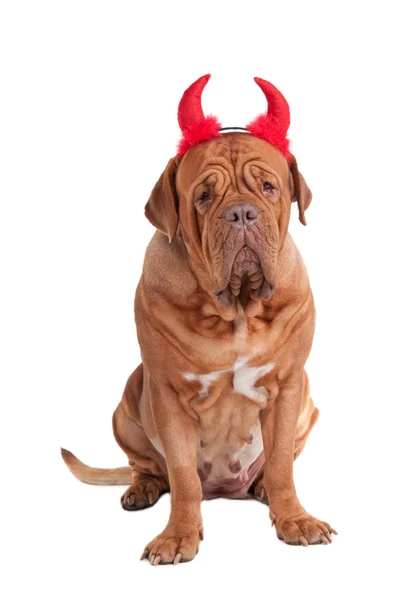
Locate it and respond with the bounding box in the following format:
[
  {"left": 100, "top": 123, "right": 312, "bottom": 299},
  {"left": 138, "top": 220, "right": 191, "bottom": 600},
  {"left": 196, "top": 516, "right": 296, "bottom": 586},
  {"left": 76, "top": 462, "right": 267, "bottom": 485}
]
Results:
[{"left": 62, "top": 75, "right": 337, "bottom": 565}]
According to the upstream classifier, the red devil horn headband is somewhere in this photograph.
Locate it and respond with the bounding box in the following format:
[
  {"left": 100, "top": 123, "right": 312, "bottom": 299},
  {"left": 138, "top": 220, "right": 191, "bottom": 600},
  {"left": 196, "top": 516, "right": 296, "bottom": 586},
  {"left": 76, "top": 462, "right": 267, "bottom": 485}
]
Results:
[{"left": 177, "top": 75, "right": 291, "bottom": 159}]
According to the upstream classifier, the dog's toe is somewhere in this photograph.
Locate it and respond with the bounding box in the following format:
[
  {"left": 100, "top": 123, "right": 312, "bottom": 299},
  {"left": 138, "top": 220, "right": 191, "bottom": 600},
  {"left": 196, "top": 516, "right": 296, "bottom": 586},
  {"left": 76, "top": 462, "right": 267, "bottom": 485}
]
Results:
[
  {"left": 251, "top": 479, "right": 269, "bottom": 505},
  {"left": 121, "top": 477, "right": 166, "bottom": 511}
]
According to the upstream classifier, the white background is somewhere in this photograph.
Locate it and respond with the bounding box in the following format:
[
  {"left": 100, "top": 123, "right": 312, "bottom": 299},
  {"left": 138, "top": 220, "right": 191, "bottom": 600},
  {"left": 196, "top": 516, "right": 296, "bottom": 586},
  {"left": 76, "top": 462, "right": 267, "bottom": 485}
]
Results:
[{"left": 1, "top": 1, "right": 397, "bottom": 598}]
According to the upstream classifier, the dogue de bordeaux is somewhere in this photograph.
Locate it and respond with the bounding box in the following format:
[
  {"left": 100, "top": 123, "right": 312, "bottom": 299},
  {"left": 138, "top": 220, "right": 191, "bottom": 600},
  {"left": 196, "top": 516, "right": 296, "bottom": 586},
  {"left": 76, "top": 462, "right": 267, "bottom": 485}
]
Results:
[{"left": 62, "top": 75, "right": 337, "bottom": 565}]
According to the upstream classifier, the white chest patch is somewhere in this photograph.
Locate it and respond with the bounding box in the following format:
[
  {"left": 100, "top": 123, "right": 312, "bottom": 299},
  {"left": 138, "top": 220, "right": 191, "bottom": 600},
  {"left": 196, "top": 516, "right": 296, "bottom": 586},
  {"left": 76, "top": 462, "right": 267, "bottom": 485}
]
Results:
[
  {"left": 184, "top": 369, "right": 228, "bottom": 399},
  {"left": 233, "top": 356, "right": 275, "bottom": 402},
  {"left": 184, "top": 357, "right": 274, "bottom": 404}
]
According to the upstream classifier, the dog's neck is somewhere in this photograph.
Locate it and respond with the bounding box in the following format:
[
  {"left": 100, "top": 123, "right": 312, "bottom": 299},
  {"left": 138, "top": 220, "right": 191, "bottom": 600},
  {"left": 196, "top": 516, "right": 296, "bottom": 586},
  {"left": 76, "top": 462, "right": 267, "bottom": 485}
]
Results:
[{"left": 169, "top": 232, "right": 309, "bottom": 321}]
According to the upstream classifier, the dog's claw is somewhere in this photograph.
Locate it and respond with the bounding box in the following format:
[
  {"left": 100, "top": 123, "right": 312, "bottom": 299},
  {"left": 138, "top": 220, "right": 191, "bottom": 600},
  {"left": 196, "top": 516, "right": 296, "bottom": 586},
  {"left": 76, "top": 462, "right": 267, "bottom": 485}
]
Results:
[
  {"left": 154, "top": 555, "right": 161, "bottom": 566},
  {"left": 148, "top": 491, "right": 154, "bottom": 505},
  {"left": 174, "top": 553, "right": 182, "bottom": 565},
  {"left": 140, "top": 548, "right": 149, "bottom": 560},
  {"left": 320, "top": 527, "right": 332, "bottom": 543},
  {"left": 299, "top": 535, "right": 309, "bottom": 546},
  {"left": 320, "top": 534, "right": 329, "bottom": 545}
]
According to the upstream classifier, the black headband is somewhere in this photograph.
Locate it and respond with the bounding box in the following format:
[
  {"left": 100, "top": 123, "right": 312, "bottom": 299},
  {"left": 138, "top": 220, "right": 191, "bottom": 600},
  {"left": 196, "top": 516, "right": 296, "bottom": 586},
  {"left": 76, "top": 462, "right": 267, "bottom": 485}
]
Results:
[{"left": 219, "top": 127, "right": 249, "bottom": 133}]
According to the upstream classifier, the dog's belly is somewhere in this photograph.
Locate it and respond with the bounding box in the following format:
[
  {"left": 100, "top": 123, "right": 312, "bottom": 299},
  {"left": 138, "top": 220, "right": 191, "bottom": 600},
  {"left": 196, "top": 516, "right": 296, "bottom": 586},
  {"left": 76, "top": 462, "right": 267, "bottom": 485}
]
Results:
[
  {"left": 182, "top": 353, "right": 272, "bottom": 499},
  {"left": 198, "top": 422, "right": 264, "bottom": 499}
]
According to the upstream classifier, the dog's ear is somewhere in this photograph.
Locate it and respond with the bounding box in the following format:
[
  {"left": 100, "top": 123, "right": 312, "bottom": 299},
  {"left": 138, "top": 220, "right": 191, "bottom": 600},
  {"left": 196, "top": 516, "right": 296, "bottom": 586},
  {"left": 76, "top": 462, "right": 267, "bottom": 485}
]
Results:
[
  {"left": 289, "top": 155, "right": 312, "bottom": 226},
  {"left": 144, "top": 157, "right": 179, "bottom": 242}
]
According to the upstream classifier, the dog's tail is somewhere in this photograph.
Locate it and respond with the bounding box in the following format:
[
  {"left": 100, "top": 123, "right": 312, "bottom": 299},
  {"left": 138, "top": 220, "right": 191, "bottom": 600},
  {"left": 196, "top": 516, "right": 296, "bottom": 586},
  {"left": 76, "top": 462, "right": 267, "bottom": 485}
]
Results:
[{"left": 61, "top": 448, "right": 132, "bottom": 485}]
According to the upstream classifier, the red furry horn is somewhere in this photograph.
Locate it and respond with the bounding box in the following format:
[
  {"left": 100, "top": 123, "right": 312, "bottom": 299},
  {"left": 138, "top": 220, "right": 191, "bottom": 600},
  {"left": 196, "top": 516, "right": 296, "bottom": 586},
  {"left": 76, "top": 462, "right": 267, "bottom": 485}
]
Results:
[
  {"left": 177, "top": 74, "right": 221, "bottom": 157},
  {"left": 178, "top": 74, "right": 209, "bottom": 130},
  {"left": 246, "top": 78, "right": 291, "bottom": 158}
]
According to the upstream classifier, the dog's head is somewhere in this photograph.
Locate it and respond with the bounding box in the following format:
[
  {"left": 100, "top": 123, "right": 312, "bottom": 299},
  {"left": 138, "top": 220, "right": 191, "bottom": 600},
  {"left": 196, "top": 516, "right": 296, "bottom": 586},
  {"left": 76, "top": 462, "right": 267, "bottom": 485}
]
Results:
[{"left": 145, "top": 76, "right": 312, "bottom": 308}]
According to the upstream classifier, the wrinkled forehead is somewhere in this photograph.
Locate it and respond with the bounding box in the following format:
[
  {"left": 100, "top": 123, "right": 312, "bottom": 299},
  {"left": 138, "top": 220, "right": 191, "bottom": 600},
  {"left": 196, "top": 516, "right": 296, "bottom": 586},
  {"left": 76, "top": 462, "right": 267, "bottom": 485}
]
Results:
[{"left": 176, "top": 133, "right": 290, "bottom": 192}]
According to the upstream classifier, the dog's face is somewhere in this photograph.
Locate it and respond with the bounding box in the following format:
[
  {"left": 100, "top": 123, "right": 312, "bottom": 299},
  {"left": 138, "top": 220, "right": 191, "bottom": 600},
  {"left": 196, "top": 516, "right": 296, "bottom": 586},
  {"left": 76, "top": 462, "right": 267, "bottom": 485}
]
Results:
[{"left": 145, "top": 133, "right": 311, "bottom": 306}]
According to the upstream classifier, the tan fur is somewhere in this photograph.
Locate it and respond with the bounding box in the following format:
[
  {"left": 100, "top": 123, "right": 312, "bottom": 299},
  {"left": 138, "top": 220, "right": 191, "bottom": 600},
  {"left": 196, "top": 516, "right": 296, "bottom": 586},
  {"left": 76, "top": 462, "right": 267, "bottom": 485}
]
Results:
[
  {"left": 61, "top": 448, "right": 131, "bottom": 485},
  {"left": 62, "top": 133, "right": 336, "bottom": 564}
]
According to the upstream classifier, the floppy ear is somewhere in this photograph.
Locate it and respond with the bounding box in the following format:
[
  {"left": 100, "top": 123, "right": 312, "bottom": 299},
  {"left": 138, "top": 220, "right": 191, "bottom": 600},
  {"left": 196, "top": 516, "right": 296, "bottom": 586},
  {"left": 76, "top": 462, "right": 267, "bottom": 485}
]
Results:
[
  {"left": 144, "top": 157, "right": 179, "bottom": 242},
  {"left": 289, "top": 155, "right": 312, "bottom": 226}
]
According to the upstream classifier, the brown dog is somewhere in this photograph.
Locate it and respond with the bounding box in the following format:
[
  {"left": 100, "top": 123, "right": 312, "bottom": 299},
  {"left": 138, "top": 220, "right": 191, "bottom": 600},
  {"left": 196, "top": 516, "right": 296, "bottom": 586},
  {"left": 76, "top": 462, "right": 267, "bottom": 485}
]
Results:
[{"left": 62, "top": 76, "right": 336, "bottom": 565}]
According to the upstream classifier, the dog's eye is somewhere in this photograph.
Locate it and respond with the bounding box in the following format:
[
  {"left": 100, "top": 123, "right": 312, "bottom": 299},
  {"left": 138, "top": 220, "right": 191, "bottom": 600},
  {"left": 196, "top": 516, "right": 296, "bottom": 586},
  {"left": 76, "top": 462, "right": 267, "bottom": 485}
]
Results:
[
  {"left": 195, "top": 189, "right": 212, "bottom": 214},
  {"left": 196, "top": 190, "right": 212, "bottom": 205},
  {"left": 263, "top": 181, "right": 274, "bottom": 192}
]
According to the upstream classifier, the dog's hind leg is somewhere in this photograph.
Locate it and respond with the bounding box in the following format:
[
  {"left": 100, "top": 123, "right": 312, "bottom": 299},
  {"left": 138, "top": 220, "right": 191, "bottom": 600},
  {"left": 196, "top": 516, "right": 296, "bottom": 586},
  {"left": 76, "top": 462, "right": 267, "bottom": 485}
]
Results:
[
  {"left": 119, "top": 469, "right": 169, "bottom": 511},
  {"left": 113, "top": 365, "right": 170, "bottom": 511},
  {"left": 114, "top": 406, "right": 170, "bottom": 511},
  {"left": 62, "top": 365, "right": 169, "bottom": 509}
]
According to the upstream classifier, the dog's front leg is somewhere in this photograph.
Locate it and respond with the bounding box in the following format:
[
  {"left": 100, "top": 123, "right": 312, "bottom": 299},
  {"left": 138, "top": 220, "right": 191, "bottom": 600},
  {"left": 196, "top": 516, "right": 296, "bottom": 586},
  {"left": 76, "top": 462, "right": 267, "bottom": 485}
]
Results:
[
  {"left": 259, "top": 373, "right": 337, "bottom": 546},
  {"left": 141, "top": 382, "right": 203, "bottom": 565}
]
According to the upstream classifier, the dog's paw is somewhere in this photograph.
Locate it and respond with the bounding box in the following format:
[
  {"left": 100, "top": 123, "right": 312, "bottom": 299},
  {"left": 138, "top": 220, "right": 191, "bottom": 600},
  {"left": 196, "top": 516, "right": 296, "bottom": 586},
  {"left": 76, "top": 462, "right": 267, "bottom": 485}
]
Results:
[
  {"left": 271, "top": 511, "right": 337, "bottom": 546},
  {"left": 252, "top": 479, "right": 269, "bottom": 505},
  {"left": 121, "top": 475, "right": 167, "bottom": 511},
  {"left": 141, "top": 523, "right": 203, "bottom": 565}
]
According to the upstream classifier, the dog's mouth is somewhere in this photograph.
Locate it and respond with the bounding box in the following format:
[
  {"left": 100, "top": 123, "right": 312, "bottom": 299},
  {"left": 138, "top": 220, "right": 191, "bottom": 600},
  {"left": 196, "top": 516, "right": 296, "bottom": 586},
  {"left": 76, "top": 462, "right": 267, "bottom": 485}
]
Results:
[{"left": 215, "top": 246, "right": 275, "bottom": 307}]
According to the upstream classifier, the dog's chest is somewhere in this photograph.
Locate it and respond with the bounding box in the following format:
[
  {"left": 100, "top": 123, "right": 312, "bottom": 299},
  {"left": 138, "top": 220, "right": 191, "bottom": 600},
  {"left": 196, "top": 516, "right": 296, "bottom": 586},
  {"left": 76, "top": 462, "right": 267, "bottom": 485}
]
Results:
[
  {"left": 183, "top": 305, "right": 274, "bottom": 406},
  {"left": 184, "top": 355, "right": 274, "bottom": 405}
]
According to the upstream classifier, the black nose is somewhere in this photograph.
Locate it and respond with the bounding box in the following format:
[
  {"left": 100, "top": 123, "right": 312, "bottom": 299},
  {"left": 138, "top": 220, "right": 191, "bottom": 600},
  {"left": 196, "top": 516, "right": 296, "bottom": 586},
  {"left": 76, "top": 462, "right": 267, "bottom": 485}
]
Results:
[{"left": 223, "top": 202, "right": 259, "bottom": 226}]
